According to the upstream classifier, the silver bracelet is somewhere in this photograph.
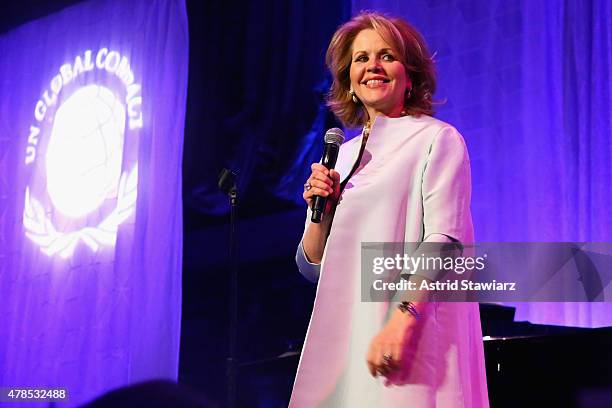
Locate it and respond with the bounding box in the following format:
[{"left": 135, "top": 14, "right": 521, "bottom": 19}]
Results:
[{"left": 398, "top": 301, "right": 420, "bottom": 320}]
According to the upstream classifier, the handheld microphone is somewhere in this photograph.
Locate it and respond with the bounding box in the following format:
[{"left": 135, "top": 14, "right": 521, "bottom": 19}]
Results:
[{"left": 311, "top": 128, "right": 345, "bottom": 223}]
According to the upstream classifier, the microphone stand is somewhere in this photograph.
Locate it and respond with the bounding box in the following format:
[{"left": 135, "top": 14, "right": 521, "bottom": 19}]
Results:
[{"left": 218, "top": 168, "right": 238, "bottom": 408}]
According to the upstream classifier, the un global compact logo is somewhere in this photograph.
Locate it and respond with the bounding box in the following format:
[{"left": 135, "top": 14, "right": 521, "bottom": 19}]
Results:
[{"left": 23, "top": 48, "right": 142, "bottom": 258}]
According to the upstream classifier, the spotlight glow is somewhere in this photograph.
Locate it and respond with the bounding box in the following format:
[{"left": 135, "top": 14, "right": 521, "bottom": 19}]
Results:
[
  {"left": 23, "top": 47, "right": 143, "bottom": 257},
  {"left": 45, "top": 85, "right": 126, "bottom": 218}
]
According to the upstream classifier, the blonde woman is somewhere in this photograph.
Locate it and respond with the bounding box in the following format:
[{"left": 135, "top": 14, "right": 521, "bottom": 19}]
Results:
[{"left": 292, "top": 12, "right": 489, "bottom": 408}]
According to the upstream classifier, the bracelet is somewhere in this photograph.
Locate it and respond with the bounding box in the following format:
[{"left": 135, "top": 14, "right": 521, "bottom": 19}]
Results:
[{"left": 398, "top": 301, "right": 420, "bottom": 320}]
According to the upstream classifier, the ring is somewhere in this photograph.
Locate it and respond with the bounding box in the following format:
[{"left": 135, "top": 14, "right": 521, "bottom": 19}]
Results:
[
  {"left": 383, "top": 354, "right": 393, "bottom": 365},
  {"left": 304, "top": 182, "right": 312, "bottom": 192}
]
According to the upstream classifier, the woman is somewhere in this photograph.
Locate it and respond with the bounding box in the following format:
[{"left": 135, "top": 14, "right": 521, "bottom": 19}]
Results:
[{"left": 290, "top": 12, "right": 489, "bottom": 408}]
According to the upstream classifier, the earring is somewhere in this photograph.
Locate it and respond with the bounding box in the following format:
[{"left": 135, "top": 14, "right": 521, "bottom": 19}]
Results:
[
  {"left": 405, "top": 87, "right": 412, "bottom": 100},
  {"left": 349, "top": 88, "right": 359, "bottom": 104}
]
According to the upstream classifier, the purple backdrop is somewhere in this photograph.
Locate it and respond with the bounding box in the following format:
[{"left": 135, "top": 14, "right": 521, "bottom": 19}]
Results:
[
  {"left": 0, "top": 0, "right": 188, "bottom": 405},
  {"left": 352, "top": 0, "right": 612, "bottom": 326}
]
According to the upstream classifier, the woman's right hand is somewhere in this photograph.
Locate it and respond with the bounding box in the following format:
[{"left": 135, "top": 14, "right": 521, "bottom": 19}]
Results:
[{"left": 303, "top": 163, "right": 341, "bottom": 213}]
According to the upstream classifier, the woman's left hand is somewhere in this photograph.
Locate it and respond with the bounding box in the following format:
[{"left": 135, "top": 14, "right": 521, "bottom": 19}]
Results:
[{"left": 366, "top": 308, "right": 418, "bottom": 378}]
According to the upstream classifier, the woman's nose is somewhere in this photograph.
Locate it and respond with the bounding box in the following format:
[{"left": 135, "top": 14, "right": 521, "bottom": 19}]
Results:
[{"left": 366, "top": 59, "right": 383, "bottom": 72}]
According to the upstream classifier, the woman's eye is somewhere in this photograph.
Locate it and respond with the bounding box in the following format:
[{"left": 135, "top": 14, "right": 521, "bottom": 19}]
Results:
[
  {"left": 355, "top": 55, "right": 368, "bottom": 62},
  {"left": 382, "top": 53, "right": 395, "bottom": 61}
]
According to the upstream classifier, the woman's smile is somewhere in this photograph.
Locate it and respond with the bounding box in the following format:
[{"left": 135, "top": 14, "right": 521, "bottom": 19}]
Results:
[{"left": 362, "top": 77, "right": 391, "bottom": 88}]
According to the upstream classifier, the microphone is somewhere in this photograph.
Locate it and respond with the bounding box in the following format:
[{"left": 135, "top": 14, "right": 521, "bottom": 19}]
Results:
[{"left": 311, "top": 128, "right": 345, "bottom": 223}]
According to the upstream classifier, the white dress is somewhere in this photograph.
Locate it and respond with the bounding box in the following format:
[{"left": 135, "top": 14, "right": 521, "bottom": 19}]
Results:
[{"left": 290, "top": 115, "right": 489, "bottom": 407}]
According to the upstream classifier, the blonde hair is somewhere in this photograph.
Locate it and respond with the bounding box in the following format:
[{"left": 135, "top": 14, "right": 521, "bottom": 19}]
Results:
[{"left": 326, "top": 12, "right": 437, "bottom": 127}]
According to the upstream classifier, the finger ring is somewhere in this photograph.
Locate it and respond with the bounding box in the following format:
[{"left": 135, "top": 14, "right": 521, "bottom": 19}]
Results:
[
  {"left": 304, "top": 182, "right": 312, "bottom": 192},
  {"left": 383, "top": 354, "right": 393, "bottom": 365}
]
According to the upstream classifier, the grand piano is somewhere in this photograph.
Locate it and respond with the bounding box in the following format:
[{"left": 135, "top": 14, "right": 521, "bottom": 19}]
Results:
[{"left": 480, "top": 304, "right": 612, "bottom": 407}]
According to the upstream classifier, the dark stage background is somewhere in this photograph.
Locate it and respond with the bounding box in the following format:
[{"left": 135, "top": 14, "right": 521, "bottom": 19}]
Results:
[{"left": 180, "top": 2, "right": 348, "bottom": 404}]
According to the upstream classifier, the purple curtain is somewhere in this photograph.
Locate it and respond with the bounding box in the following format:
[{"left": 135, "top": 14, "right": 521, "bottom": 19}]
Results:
[
  {"left": 0, "top": 0, "right": 188, "bottom": 405},
  {"left": 352, "top": 0, "right": 612, "bottom": 327}
]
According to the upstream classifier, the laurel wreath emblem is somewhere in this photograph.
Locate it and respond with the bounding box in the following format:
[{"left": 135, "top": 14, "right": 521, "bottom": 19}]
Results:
[{"left": 23, "top": 165, "right": 138, "bottom": 258}]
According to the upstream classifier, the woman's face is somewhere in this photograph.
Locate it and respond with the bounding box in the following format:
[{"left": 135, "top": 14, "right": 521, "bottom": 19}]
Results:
[{"left": 349, "top": 29, "right": 410, "bottom": 120}]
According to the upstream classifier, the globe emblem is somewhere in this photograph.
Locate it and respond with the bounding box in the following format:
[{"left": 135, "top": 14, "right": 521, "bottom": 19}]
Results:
[{"left": 46, "top": 85, "right": 126, "bottom": 218}]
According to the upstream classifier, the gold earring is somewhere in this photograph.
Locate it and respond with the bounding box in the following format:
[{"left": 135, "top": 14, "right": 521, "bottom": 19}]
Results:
[{"left": 349, "top": 89, "right": 359, "bottom": 104}]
